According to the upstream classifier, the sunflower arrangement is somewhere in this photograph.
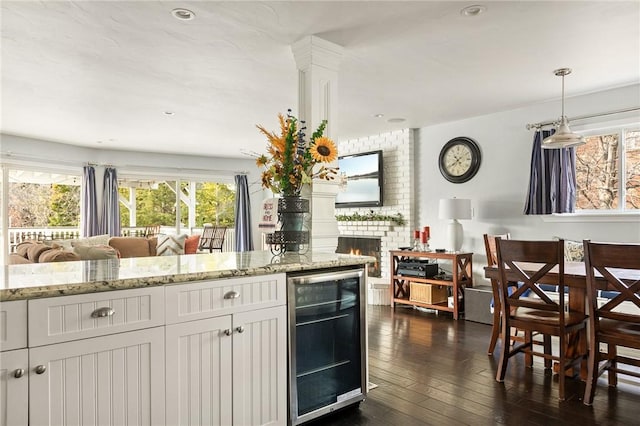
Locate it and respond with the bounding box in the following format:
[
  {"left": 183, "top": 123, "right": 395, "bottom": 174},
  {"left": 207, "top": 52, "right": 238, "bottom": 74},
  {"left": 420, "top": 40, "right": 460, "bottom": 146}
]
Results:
[{"left": 256, "top": 110, "right": 338, "bottom": 196}]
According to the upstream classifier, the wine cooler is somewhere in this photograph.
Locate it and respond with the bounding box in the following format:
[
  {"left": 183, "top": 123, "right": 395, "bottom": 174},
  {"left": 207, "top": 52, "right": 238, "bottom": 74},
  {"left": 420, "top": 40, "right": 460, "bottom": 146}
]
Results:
[{"left": 287, "top": 267, "right": 367, "bottom": 425}]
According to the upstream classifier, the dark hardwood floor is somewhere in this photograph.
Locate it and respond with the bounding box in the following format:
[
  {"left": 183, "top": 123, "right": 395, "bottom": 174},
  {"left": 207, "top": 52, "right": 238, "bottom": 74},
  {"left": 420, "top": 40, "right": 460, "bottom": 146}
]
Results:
[{"left": 306, "top": 305, "right": 640, "bottom": 426}]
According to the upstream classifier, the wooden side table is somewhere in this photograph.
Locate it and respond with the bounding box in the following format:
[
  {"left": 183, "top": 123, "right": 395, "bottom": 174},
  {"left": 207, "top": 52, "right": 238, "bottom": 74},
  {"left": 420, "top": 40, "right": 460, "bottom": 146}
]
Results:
[{"left": 390, "top": 250, "right": 473, "bottom": 320}]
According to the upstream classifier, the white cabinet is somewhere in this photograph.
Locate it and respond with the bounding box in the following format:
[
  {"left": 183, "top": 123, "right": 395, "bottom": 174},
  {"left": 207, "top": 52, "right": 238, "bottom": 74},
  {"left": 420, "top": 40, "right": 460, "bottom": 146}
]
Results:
[
  {"left": 0, "top": 349, "right": 29, "bottom": 426},
  {"left": 29, "top": 327, "right": 165, "bottom": 426},
  {"left": 165, "top": 275, "right": 287, "bottom": 426},
  {"left": 0, "top": 300, "right": 28, "bottom": 426},
  {"left": 231, "top": 306, "right": 287, "bottom": 426},
  {"left": 26, "top": 288, "right": 166, "bottom": 426}
]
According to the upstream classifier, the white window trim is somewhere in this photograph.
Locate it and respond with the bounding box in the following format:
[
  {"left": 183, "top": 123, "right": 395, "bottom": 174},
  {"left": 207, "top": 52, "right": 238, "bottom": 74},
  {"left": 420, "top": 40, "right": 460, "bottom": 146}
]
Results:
[{"left": 541, "top": 211, "right": 640, "bottom": 223}]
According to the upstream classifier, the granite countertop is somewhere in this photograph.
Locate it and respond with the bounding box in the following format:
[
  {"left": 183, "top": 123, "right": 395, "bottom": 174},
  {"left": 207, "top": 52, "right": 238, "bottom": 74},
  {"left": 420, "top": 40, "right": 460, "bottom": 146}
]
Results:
[{"left": 1, "top": 250, "right": 374, "bottom": 301}]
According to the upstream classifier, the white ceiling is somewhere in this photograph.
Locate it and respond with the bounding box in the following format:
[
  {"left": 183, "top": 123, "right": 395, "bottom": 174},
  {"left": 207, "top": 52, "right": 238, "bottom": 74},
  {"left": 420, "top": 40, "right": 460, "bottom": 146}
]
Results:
[{"left": 1, "top": 1, "right": 639, "bottom": 159}]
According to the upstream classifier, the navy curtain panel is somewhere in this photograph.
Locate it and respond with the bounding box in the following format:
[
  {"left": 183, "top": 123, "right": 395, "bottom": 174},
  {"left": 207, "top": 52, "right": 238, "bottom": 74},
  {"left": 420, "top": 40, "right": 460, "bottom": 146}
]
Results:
[
  {"left": 234, "top": 174, "right": 254, "bottom": 252},
  {"left": 81, "top": 166, "right": 99, "bottom": 237},
  {"left": 100, "top": 167, "right": 121, "bottom": 237},
  {"left": 524, "top": 129, "right": 577, "bottom": 214}
]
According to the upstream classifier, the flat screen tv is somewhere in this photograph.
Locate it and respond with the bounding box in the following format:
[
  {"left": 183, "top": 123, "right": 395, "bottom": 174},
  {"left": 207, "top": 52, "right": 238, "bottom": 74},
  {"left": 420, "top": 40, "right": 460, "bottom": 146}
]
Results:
[{"left": 335, "top": 150, "right": 383, "bottom": 208}]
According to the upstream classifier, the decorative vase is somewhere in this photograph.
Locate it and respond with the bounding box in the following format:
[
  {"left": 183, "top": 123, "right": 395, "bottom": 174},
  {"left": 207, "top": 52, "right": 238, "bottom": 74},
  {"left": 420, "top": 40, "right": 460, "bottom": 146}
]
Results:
[{"left": 267, "top": 196, "right": 310, "bottom": 253}]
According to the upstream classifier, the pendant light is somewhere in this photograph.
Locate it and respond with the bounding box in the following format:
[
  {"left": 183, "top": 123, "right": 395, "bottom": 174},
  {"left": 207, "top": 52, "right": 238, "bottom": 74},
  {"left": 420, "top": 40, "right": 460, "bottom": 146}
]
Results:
[{"left": 541, "top": 68, "right": 586, "bottom": 149}]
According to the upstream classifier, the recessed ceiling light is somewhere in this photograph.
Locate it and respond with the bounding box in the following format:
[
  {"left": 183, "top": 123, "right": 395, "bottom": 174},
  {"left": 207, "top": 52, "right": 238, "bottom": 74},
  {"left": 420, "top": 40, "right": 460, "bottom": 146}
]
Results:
[
  {"left": 164, "top": 111, "right": 175, "bottom": 116},
  {"left": 387, "top": 118, "right": 406, "bottom": 123},
  {"left": 172, "top": 8, "right": 195, "bottom": 21},
  {"left": 374, "top": 113, "right": 384, "bottom": 118},
  {"left": 460, "top": 4, "right": 487, "bottom": 17}
]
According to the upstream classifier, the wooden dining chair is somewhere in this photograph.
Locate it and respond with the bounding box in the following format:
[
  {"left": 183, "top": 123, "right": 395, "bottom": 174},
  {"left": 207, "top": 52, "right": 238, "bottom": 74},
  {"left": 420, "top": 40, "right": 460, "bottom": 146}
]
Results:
[
  {"left": 582, "top": 240, "right": 640, "bottom": 406},
  {"left": 495, "top": 238, "right": 588, "bottom": 400},
  {"left": 198, "top": 225, "right": 227, "bottom": 253},
  {"left": 484, "top": 233, "right": 519, "bottom": 356}
]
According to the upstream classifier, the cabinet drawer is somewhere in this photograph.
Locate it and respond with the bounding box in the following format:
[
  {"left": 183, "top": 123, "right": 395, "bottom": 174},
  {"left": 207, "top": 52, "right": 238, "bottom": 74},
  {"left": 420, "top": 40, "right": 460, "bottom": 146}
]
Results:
[
  {"left": 28, "top": 287, "right": 165, "bottom": 346},
  {"left": 166, "top": 274, "right": 286, "bottom": 324},
  {"left": 0, "top": 300, "right": 27, "bottom": 351}
]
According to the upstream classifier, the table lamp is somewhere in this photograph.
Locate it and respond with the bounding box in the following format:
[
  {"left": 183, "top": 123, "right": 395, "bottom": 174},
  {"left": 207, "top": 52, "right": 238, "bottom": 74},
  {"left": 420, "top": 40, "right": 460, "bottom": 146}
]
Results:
[{"left": 438, "top": 198, "right": 472, "bottom": 252}]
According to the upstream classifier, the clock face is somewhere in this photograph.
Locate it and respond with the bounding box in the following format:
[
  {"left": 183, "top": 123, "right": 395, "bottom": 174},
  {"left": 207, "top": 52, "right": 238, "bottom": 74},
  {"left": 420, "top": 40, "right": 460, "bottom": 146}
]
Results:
[
  {"left": 438, "top": 137, "right": 481, "bottom": 183},
  {"left": 443, "top": 144, "right": 473, "bottom": 177}
]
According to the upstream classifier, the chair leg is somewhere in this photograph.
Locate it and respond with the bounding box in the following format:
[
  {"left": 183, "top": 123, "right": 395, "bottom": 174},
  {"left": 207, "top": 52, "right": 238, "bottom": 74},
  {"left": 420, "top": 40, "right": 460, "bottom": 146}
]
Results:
[
  {"left": 583, "top": 339, "right": 600, "bottom": 405},
  {"left": 524, "top": 331, "right": 533, "bottom": 367},
  {"left": 496, "top": 323, "right": 510, "bottom": 382},
  {"left": 608, "top": 345, "right": 618, "bottom": 387},
  {"left": 544, "top": 335, "right": 552, "bottom": 369},
  {"left": 488, "top": 309, "right": 501, "bottom": 355},
  {"left": 558, "top": 332, "right": 566, "bottom": 401}
]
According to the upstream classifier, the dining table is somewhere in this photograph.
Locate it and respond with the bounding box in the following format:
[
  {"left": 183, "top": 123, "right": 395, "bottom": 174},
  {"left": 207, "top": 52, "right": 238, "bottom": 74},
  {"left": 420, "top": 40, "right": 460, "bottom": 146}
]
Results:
[{"left": 484, "top": 261, "right": 640, "bottom": 378}]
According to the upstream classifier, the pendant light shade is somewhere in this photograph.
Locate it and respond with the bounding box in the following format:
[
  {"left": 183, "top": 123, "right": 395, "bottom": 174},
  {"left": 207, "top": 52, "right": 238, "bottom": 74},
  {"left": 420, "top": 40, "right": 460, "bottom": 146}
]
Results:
[{"left": 541, "top": 68, "right": 586, "bottom": 149}]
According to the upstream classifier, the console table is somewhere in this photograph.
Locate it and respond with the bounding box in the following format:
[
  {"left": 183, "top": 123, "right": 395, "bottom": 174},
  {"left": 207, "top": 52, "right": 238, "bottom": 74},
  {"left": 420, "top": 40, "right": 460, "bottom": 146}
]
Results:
[{"left": 390, "top": 250, "right": 473, "bottom": 320}]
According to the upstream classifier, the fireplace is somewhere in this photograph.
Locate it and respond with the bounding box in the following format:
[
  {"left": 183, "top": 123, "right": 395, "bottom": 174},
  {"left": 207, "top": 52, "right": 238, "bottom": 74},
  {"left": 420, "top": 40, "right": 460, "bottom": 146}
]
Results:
[{"left": 336, "top": 236, "right": 381, "bottom": 277}]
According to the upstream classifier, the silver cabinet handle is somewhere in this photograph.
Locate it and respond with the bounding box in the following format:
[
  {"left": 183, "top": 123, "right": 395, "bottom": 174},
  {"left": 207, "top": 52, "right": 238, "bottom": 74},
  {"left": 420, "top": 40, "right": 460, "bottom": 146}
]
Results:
[
  {"left": 235, "top": 326, "right": 245, "bottom": 334},
  {"left": 91, "top": 307, "right": 115, "bottom": 318},
  {"left": 223, "top": 291, "right": 240, "bottom": 300},
  {"left": 14, "top": 368, "right": 25, "bottom": 378},
  {"left": 35, "top": 365, "right": 46, "bottom": 375},
  {"left": 223, "top": 329, "right": 232, "bottom": 336}
]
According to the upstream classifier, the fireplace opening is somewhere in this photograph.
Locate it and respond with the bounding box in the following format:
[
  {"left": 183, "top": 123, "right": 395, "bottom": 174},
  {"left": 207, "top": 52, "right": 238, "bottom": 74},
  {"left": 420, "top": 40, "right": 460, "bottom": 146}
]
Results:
[{"left": 336, "top": 236, "right": 381, "bottom": 277}]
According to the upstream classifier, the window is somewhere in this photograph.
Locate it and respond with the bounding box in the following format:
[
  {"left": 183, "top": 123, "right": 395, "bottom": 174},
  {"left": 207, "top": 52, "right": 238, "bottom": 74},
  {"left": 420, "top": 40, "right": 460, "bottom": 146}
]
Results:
[
  {"left": 575, "top": 126, "right": 639, "bottom": 212},
  {"left": 118, "top": 176, "right": 235, "bottom": 233},
  {"left": 6, "top": 167, "right": 82, "bottom": 248}
]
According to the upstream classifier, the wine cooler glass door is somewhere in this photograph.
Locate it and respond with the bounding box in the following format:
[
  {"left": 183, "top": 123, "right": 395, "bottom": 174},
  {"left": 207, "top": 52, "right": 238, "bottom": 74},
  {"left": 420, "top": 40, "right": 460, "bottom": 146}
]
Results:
[{"left": 288, "top": 268, "right": 367, "bottom": 425}]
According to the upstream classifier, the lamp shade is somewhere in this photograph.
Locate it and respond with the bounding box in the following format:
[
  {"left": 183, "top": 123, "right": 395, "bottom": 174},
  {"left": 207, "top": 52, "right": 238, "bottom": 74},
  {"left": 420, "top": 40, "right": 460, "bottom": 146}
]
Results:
[
  {"left": 541, "top": 116, "right": 586, "bottom": 149},
  {"left": 439, "top": 198, "right": 472, "bottom": 220}
]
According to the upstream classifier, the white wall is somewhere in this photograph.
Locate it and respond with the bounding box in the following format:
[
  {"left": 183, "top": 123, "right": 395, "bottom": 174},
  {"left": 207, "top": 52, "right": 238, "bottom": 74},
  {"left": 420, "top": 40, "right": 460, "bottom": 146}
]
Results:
[
  {"left": 0, "top": 134, "right": 265, "bottom": 250},
  {"left": 415, "top": 84, "right": 640, "bottom": 285}
]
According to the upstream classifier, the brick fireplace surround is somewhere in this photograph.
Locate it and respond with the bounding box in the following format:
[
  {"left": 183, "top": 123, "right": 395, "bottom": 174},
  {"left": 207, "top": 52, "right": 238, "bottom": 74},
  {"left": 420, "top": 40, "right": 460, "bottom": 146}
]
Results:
[{"left": 336, "top": 129, "right": 415, "bottom": 305}]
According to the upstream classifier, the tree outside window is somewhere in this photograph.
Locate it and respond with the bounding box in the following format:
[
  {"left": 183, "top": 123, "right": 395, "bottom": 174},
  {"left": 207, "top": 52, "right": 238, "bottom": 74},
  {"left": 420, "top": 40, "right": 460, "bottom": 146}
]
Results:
[{"left": 575, "top": 127, "right": 639, "bottom": 211}]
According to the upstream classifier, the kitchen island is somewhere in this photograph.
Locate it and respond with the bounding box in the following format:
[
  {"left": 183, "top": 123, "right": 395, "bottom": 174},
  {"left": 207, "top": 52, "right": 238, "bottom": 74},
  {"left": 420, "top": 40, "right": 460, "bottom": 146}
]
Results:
[{"left": 1, "top": 251, "right": 373, "bottom": 426}]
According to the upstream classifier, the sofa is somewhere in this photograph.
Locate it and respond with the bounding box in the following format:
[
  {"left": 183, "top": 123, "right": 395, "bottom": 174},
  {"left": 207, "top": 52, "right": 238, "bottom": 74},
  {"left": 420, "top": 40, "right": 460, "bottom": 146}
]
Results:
[{"left": 9, "top": 233, "right": 201, "bottom": 264}]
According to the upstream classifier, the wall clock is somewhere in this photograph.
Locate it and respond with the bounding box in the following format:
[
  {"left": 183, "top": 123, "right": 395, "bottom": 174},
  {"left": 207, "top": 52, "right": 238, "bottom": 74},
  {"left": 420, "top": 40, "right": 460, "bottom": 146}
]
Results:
[{"left": 438, "top": 136, "right": 482, "bottom": 183}]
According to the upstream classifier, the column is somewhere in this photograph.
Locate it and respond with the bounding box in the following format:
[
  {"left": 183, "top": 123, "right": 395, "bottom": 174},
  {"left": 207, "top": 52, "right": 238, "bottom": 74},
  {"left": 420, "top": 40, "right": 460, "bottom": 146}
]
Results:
[{"left": 291, "top": 35, "right": 344, "bottom": 252}]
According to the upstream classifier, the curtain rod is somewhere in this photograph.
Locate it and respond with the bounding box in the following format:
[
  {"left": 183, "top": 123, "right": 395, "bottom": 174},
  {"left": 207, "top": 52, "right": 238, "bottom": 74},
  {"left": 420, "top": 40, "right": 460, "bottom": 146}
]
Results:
[{"left": 526, "top": 106, "right": 640, "bottom": 130}]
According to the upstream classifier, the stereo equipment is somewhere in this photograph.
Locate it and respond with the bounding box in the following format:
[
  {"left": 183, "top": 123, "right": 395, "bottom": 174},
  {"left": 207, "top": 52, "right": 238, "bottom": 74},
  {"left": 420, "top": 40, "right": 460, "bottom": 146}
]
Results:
[{"left": 397, "top": 260, "right": 439, "bottom": 278}]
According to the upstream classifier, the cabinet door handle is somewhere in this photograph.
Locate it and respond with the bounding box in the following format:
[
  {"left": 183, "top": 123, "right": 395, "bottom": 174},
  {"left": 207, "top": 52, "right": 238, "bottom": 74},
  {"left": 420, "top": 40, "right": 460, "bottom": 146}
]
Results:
[
  {"left": 235, "top": 326, "right": 245, "bottom": 334},
  {"left": 223, "top": 329, "right": 232, "bottom": 336},
  {"left": 91, "top": 307, "right": 115, "bottom": 318},
  {"left": 35, "top": 365, "right": 46, "bottom": 375},
  {"left": 13, "top": 368, "right": 25, "bottom": 378},
  {"left": 223, "top": 291, "right": 240, "bottom": 300}
]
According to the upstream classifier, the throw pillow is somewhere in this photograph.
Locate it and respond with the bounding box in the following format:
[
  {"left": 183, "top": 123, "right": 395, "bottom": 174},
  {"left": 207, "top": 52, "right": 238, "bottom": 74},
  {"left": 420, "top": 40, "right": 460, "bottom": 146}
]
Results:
[
  {"left": 156, "top": 234, "right": 187, "bottom": 256},
  {"left": 554, "top": 236, "right": 584, "bottom": 262},
  {"left": 74, "top": 244, "right": 119, "bottom": 260},
  {"left": 184, "top": 234, "right": 201, "bottom": 254},
  {"left": 38, "top": 248, "right": 80, "bottom": 263},
  {"left": 27, "top": 243, "right": 52, "bottom": 262},
  {"left": 15, "top": 241, "right": 37, "bottom": 257},
  {"left": 564, "top": 239, "right": 584, "bottom": 262},
  {"left": 70, "top": 234, "right": 111, "bottom": 248}
]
